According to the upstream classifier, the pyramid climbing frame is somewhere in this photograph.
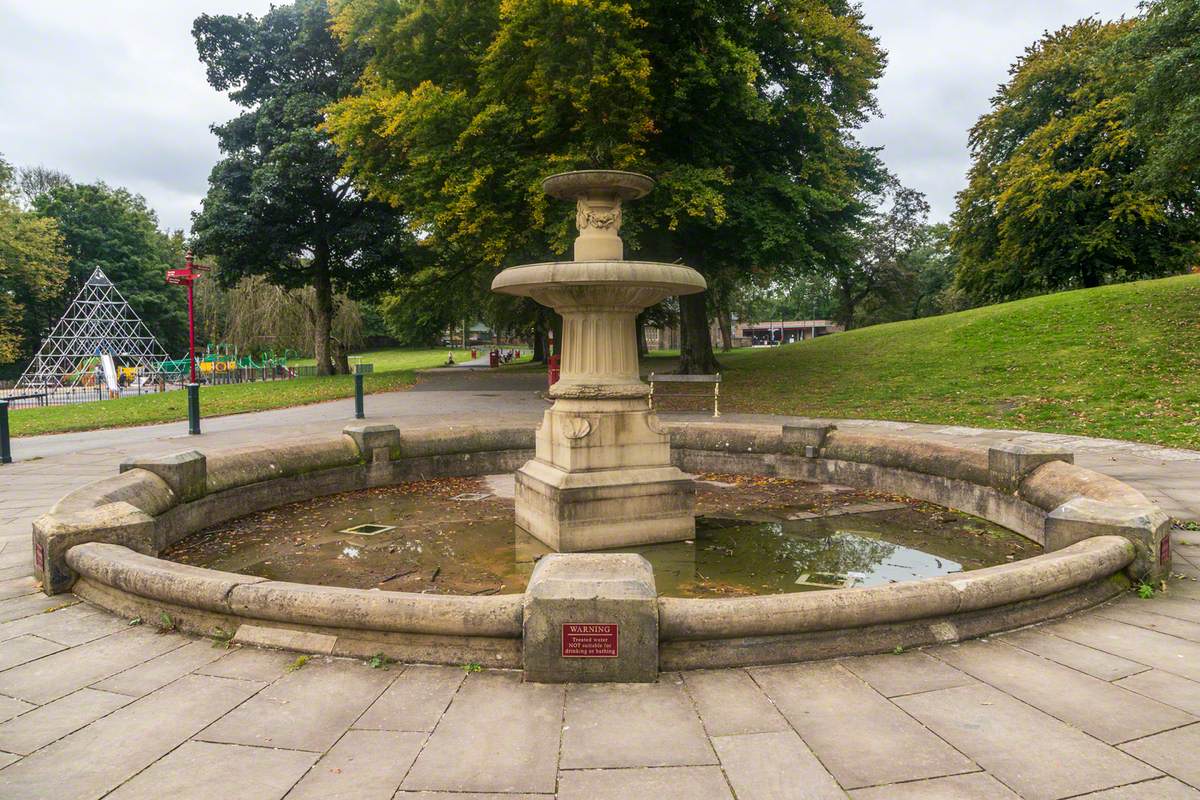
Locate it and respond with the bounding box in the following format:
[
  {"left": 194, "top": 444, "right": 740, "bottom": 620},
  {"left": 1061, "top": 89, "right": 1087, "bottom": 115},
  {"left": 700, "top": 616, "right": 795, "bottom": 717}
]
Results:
[{"left": 15, "top": 267, "right": 169, "bottom": 393}]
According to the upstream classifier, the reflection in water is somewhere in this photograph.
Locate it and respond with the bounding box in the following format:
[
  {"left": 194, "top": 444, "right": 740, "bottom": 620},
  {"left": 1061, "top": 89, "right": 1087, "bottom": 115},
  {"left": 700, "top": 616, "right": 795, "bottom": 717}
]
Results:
[{"left": 165, "top": 481, "right": 1033, "bottom": 598}]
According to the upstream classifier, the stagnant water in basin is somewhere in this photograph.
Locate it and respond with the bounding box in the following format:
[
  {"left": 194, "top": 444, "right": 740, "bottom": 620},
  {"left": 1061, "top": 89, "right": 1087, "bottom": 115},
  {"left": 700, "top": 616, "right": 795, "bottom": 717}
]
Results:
[{"left": 163, "top": 475, "right": 1041, "bottom": 598}]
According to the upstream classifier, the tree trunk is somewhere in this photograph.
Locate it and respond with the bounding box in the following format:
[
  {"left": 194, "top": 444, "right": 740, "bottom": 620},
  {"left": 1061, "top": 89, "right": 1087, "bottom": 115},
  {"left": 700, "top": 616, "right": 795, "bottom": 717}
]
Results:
[
  {"left": 677, "top": 290, "right": 720, "bottom": 374},
  {"left": 636, "top": 311, "right": 648, "bottom": 357},
  {"left": 1081, "top": 265, "right": 1101, "bottom": 288},
  {"left": 334, "top": 343, "right": 351, "bottom": 374},
  {"left": 717, "top": 306, "right": 733, "bottom": 352},
  {"left": 313, "top": 258, "right": 334, "bottom": 376},
  {"left": 836, "top": 280, "right": 856, "bottom": 330},
  {"left": 532, "top": 313, "right": 546, "bottom": 363}
]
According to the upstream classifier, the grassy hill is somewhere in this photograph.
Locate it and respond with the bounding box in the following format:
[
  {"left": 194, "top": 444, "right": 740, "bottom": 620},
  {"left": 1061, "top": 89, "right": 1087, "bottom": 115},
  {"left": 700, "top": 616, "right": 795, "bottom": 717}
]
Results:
[{"left": 717, "top": 274, "right": 1200, "bottom": 449}]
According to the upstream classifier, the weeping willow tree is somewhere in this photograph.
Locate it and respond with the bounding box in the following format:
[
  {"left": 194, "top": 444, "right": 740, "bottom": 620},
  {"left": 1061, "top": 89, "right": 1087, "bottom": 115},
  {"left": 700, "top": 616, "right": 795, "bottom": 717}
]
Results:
[{"left": 195, "top": 275, "right": 364, "bottom": 370}]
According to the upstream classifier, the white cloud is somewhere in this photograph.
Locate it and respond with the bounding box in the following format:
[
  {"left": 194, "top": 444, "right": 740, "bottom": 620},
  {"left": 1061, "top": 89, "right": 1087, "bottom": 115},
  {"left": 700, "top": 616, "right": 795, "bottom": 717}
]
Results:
[
  {"left": 0, "top": 0, "right": 275, "bottom": 231},
  {"left": 0, "top": 1, "right": 1142, "bottom": 231},
  {"left": 857, "top": 0, "right": 1142, "bottom": 220}
]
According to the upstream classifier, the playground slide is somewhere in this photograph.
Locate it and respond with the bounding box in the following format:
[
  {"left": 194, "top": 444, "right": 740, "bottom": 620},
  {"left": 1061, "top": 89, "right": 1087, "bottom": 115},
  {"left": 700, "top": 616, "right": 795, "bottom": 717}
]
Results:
[{"left": 99, "top": 354, "right": 121, "bottom": 394}]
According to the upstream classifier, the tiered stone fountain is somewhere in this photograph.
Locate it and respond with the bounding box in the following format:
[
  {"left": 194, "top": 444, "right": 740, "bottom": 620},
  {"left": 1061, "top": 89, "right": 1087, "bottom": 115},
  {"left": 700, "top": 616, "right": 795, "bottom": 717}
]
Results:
[{"left": 492, "top": 170, "right": 706, "bottom": 551}]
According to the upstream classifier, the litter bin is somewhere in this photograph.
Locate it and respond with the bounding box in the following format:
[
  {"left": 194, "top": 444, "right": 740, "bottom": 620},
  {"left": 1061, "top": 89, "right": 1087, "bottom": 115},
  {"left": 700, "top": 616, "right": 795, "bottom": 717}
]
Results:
[
  {"left": 548, "top": 354, "right": 560, "bottom": 387},
  {"left": 489, "top": 349, "right": 500, "bottom": 368}
]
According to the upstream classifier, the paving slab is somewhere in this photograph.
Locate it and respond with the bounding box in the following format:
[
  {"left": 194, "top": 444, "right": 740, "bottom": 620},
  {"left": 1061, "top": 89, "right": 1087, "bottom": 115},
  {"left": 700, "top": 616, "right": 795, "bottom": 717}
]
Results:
[
  {"left": 193, "top": 645, "right": 296, "bottom": 682},
  {"left": 401, "top": 671, "right": 563, "bottom": 795},
  {"left": 560, "top": 680, "right": 716, "bottom": 769},
  {"left": 394, "top": 794, "right": 550, "bottom": 800},
  {"left": 0, "top": 750, "right": 18, "bottom": 769},
  {"left": 0, "top": 635, "right": 64, "bottom": 672},
  {"left": 682, "top": 669, "right": 789, "bottom": 736},
  {"left": 0, "top": 604, "right": 127, "bottom": 646},
  {"left": 1047, "top": 617, "right": 1200, "bottom": 682},
  {"left": 393, "top": 796, "right": 549, "bottom": 800},
  {"left": 932, "top": 640, "right": 1196, "bottom": 743},
  {"left": 91, "top": 639, "right": 227, "bottom": 697},
  {"left": 1074, "top": 776, "right": 1200, "bottom": 798},
  {"left": 848, "top": 772, "right": 1020, "bottom": 799},
  {"left": 0, "top": 693, "right": 34, "bottom": 724},
  {"left": 750, "top": 662, "right": 975, "bottom": 789},
  {"left": 998, "top": 628, "right": 1149, "bottom": 681},
  {"left": 104, "top": 740, "right": 317, "bottom": 800},
  {"left": 0, "top": 594, "right": 74, "bottom": 623},
  {"left": 198, "top": 658, "right": 393, "bottom": 752},
  {"left": 1119, "top": 723, "right": 1200, "bottom": 789},
  {"left": 353, "top": 664, "right": 464, "bottom": 732},
  {"left": 840, "top": 649, "right": 974, "bottom": 697},
  {"left": 0, "top": 565, "right": 29, "bottom": 582},
  {"left": 0, "top": 627, "right": 183, "bottom": 703},
  {"left": 1126, "top": 597, "right": 1200, "bottom": 624},
  {"left": 1115, "top": 669, "right": 1200, "bottom": 717},
  {"left": 557, "top": 766, "right": 734, "bottom": 800},
  {"left": 711, "top": 730, "right": 845, "bottom": 800},
  {"left": 283, "top": 729, "right": 424, "bottom": 799},
  {"left": 0, "top": 577, "right": 37, "bottom": 601},
  {"left": 1099, "top": 605, "right": 1200, "bottom": 643},
  {"left": 0, "top": 687, "right": 131, "bottom": 754},
  {"left": 0, "top": 674, "right": 261, "bottom": 800},
  {"left": 895, "top": 683, "right": 1161, "bottom": 800}
]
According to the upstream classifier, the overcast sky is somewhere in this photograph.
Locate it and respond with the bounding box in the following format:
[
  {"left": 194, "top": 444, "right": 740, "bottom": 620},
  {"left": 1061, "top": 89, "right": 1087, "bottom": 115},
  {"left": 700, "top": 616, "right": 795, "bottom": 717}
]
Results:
[{"left": 0, "top": 0, "right": 1141, "bottom": 233}]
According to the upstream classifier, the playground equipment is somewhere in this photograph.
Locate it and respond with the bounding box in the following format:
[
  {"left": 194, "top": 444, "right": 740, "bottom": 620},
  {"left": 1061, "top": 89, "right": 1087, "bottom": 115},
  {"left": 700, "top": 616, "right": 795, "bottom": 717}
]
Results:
[
  {"left": 13, "top": 267, "right": 170, "bottom": 401},
  {"left": 157, "top": 343, "right": 295, "bottom": 382}
]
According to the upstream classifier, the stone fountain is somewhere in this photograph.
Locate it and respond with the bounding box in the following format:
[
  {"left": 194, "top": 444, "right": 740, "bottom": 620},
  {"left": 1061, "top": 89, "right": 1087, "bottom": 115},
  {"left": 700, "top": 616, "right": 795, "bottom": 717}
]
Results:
[{"left": 492, "top": 170, "right": 706, "bottom": 551}]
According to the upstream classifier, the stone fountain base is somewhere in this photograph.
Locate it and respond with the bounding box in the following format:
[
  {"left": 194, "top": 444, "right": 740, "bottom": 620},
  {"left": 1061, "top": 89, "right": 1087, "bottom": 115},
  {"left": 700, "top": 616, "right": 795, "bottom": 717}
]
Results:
[
  {"left": 515, "top": 461, "right": 695, "bottom": 552},
  {"left": 513, "top": 398, "right": 695, "bottom": 551}
]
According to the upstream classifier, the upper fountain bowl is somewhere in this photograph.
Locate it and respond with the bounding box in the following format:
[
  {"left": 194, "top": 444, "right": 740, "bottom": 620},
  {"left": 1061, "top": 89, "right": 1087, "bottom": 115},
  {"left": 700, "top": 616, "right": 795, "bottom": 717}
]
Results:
[{"left": 542, "top": 170, "right": 654, "bottom": 201}]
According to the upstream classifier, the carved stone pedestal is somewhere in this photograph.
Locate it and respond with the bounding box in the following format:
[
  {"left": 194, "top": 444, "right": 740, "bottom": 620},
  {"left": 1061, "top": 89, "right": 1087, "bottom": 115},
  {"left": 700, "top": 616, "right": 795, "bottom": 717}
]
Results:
[
  {"left": 492, "top": 171, "right": 705, "bottom": 551},
  {"left": 514, "top": 398, "right": 695, "bottom": 551}
]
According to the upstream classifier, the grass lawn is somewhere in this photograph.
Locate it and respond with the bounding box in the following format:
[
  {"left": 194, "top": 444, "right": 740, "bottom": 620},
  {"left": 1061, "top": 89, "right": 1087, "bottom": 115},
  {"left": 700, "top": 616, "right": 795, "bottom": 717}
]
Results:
[
  {"left": 715, "top": 274, "right": 1200, "bottom": 449},
  {"left": 8, "top": 348, "right": 475, "bottom": 437},
  {"left": 290, "top": 347, "right": 482, "bottom": 371}
]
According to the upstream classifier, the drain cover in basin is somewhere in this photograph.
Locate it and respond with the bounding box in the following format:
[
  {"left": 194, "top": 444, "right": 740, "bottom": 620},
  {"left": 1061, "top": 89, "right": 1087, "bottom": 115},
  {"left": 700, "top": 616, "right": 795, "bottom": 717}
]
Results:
[{"left": 339, "top": 523, "right": 395, "bottom": 536}]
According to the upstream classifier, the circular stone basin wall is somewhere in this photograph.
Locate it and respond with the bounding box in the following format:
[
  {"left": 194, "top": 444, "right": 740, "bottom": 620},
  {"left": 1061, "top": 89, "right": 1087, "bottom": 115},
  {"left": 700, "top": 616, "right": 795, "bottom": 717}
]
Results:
[
  {"left": 31, "top": 420, "right": 1169, "bottom": 676},
  {"left": 160, "top": 475, "right": 1041, "bottom": 598}
]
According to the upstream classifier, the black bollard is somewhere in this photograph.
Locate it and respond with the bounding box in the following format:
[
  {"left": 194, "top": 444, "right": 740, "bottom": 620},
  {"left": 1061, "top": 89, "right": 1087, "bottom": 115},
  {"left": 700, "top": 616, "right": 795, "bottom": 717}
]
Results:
[
  {"left": 187, "top": 383, "right": 201, "bottom": 435},
  {"left": 0, "top": 400, "right": 10, "bottom": 464},
  {"left": 354, "top": 373, "right": 365, "bottom": 419}
]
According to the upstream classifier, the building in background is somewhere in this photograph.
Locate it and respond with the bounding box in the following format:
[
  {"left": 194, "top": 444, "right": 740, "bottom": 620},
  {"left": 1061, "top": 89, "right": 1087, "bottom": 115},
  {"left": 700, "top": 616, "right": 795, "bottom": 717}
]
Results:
[
  {"left": 734, "top": 319, "right": 843, "bottom": 345},
  {"left": 643, "top": 318, "right": 843, "bottom": 350}
]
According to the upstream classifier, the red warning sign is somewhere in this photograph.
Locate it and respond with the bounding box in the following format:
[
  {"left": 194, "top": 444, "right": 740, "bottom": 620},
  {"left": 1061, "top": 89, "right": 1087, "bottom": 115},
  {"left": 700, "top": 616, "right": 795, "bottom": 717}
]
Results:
[{"left": 561, "top": 623, "right": 619, "bottom": 658}]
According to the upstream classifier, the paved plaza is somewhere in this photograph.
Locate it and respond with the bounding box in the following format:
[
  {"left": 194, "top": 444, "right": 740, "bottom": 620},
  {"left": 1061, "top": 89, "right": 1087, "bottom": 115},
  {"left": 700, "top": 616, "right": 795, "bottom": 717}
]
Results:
[{"left": 1, "top": 371, "right": 1199, "bottom": 799}]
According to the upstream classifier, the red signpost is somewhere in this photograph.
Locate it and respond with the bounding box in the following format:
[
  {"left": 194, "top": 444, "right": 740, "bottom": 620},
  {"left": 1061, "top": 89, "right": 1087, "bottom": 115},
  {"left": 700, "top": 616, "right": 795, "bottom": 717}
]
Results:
[
  {"left": 165, "top": 251, "right": 210, "bottom": 384},
  {"left": 166, "top": 251, "right": 210, "bottom": 434}
]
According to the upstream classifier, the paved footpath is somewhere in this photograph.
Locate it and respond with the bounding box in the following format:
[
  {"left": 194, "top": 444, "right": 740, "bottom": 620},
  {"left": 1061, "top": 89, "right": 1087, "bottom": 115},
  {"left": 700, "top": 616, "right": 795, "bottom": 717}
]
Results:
[{"left": 1, "top": 370, "right": 1200, "bottom": 799}]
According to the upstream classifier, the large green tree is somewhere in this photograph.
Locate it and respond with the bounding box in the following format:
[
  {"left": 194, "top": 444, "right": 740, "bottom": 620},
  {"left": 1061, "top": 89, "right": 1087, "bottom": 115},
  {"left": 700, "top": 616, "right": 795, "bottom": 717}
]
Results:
[
  {"left": 191, "top": 0, "right": 417, "bottom": 374},
  {"left": 828, "top": 182, "right": 929, "bottom": 328},
  {"left": 33, "top": 182, "right": 187, "bottom": 355},
  {"left": 1118, "top": 0, "right": 1200, "bottom": 199},
  {"left": 324, "top": 0, "right": 884, "bottom": 372},
  {"left": 952, "top": 18, "right": 1198, "bottom": 302},
  {"left": 0, "top": 156, "right": 68, "bottom": 367}
]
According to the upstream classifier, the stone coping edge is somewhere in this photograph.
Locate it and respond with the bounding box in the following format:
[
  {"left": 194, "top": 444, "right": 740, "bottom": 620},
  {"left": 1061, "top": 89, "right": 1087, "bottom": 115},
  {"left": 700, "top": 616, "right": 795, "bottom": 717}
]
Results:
[
  {"left": 657, "top": 535, "right": 1134, "bottom": 641},
  {"left": 66, "top": 542, "right": 522, "bottom": 638}
]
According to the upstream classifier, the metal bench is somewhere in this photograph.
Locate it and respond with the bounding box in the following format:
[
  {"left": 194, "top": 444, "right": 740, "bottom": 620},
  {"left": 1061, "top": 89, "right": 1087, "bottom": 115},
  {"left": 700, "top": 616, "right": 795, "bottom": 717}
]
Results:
[{"left": 647, "top": 372, "right": 721, "bottom": 418}]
